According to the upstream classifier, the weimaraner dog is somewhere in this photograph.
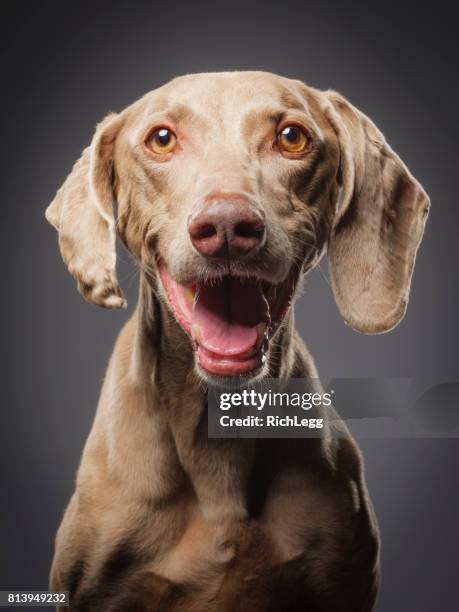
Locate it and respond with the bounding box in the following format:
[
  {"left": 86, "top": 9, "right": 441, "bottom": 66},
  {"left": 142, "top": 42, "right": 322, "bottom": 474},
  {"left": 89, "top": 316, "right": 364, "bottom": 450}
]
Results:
[{"left": 46, "top": 71, "right": 429, "bottom": 611}]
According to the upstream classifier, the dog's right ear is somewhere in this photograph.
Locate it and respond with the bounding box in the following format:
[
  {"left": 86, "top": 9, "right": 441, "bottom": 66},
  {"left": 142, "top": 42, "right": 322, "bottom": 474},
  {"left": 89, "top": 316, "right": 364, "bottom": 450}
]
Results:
[{"left": 46, "top": 113, "right": 126, "bottom": 309}]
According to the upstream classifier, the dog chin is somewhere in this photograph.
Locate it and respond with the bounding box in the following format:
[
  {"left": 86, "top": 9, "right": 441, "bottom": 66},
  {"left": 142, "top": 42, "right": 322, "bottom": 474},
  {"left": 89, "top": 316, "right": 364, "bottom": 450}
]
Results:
[{"left": 194, "top": 354, "right": 268, "bottom": 388}]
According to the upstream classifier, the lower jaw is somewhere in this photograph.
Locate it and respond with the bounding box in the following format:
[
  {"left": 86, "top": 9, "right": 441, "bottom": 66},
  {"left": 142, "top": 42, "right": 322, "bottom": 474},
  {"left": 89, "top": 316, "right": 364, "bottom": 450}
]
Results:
[{"left": 197, "top": 345, "right": 264, "bottom": 377}]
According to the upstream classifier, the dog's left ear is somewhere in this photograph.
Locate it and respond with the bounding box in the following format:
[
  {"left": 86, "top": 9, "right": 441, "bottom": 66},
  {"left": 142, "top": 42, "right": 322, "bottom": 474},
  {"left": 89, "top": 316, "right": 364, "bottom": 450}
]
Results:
[
  {"left": 46, "top": 113, "right": 126, "bottom": 309},
  {"left": 322, "top": 91, "right": 430, "bottom": 333}
]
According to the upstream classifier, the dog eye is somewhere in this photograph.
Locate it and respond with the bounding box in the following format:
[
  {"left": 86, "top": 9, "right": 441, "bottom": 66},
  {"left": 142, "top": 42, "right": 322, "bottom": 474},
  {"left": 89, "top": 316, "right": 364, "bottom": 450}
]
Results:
[
  {"left": 145, "top": 128, "right": 177, "bottom": 155},
  {"left": 278, "top": 125, "right": 309, "bottom": 154}
]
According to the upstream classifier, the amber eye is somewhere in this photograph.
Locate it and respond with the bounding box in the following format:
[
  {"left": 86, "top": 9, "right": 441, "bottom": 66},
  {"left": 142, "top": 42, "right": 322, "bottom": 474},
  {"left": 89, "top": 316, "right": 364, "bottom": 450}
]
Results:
[
  {"left": 278, "top": 125, "right": 309, "bottom": 154},
  {"left": 146, "top": 127, "right": 177, "bottom": 155}
]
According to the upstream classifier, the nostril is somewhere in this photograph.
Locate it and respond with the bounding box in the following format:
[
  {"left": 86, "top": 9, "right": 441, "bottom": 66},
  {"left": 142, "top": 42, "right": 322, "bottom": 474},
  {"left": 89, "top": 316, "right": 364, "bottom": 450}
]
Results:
[
  {"left": 234, "top": 221, "right": 265, "bottom": 240},
  {"left": 189, "top": 218, "right": 225, "bottom": 258},
  {"left": 192, "top": 223, "right": 216, "bottom": 240}
]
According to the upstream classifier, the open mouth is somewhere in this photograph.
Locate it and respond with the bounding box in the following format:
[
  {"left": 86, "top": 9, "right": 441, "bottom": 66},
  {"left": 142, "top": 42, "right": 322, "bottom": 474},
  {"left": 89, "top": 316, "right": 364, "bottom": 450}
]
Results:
[{"left": 158, "top": 263, "right": 297, "bottom": 378}]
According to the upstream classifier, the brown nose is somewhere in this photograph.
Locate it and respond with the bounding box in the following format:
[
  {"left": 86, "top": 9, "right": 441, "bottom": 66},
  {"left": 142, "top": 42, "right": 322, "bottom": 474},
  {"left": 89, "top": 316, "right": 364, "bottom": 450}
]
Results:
[{"left": 188, "top": 197, "right": 265, "bottom": 259}]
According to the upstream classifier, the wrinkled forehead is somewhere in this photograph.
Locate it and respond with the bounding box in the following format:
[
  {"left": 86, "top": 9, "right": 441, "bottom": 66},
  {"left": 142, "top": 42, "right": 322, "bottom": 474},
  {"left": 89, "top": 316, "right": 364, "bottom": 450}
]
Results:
[{"left": 126, "top": 72, "right": 322, "bottom": 137}]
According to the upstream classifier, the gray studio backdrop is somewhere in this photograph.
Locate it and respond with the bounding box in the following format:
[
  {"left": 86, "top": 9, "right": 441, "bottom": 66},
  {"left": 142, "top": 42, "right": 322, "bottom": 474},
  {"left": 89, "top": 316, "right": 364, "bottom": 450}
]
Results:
[{"left": 1, "top": 1, "right": 458, "bottom": 610}]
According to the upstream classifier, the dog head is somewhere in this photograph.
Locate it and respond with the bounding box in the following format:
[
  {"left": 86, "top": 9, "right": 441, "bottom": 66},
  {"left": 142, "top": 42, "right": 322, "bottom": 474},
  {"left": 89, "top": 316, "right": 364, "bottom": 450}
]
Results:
[{"left": 46, "top": 72, "right": 429, "bottom": 382}]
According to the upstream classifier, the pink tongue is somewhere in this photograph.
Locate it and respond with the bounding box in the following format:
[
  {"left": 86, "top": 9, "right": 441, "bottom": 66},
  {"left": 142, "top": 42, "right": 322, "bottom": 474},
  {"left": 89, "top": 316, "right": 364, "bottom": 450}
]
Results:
[{"left": 191, "top": 277, "right": 268, "bottom": 356}]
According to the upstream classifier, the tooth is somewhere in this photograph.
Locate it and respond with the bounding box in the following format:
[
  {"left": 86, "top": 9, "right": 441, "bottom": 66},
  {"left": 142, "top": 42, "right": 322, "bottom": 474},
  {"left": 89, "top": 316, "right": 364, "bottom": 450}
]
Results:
[
  {"left": 192, "top": 322, "right": 202, "bottom": 343},
  {"left": 185, "top": 286, "right": 196, "bottom": 305}
]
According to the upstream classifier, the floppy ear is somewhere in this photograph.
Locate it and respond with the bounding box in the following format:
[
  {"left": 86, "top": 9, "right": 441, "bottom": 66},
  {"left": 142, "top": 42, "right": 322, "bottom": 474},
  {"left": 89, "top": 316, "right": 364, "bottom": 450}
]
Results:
[
  {"left": 46, "top": 113, "right": 126, "bottom": 309},
  {"left": 323, "top": 91, "right": 430, "bottom": 333}
]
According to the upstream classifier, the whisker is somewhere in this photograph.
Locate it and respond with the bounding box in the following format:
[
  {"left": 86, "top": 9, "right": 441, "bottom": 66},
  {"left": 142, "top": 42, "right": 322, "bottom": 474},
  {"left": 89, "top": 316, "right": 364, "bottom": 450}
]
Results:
[{"left": 316, "top": 261, "right": 334, "bottom": 293}]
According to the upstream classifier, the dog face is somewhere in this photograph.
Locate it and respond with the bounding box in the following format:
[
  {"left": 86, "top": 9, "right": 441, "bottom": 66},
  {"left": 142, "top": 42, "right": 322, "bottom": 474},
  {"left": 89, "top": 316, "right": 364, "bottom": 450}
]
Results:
[{"left": 46, "top": 72, "right": 429, "bottom": 382}]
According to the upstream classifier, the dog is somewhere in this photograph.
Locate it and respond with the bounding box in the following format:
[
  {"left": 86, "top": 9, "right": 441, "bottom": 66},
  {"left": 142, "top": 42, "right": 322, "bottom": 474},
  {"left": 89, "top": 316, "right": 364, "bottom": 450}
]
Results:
[{"left": 46, "top": 71, "right": 429, "bottom": 611}]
